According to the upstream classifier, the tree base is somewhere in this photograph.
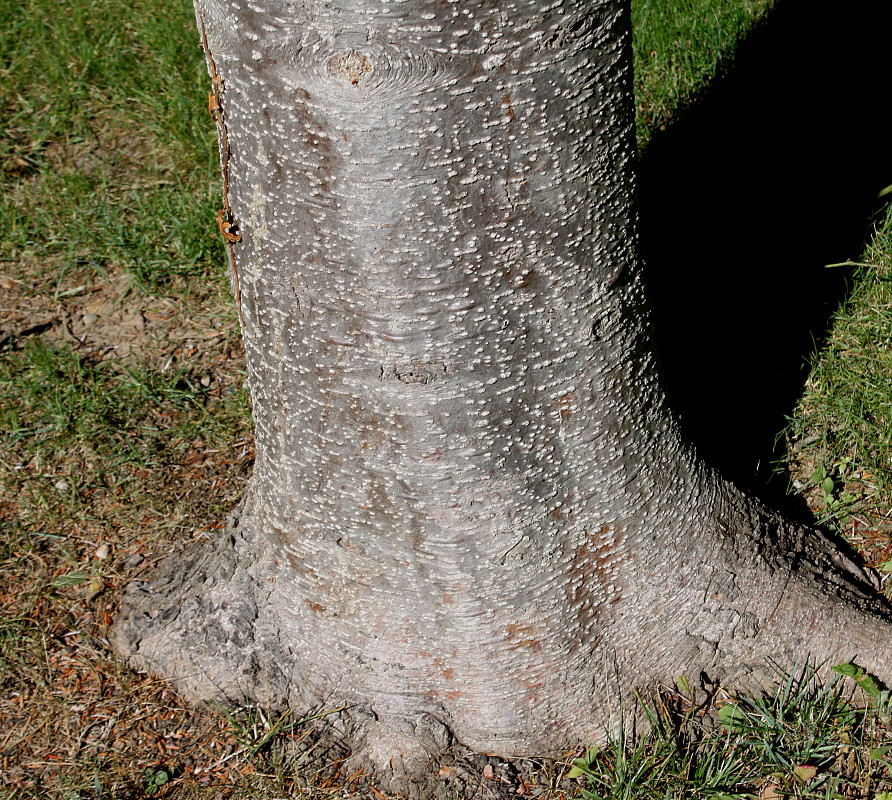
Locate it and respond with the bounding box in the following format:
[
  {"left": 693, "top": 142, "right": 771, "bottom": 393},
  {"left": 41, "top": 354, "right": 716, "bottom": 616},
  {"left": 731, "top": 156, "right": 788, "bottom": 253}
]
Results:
[{"left": 114, "top": 486, "right": 892, "bottom": 796}]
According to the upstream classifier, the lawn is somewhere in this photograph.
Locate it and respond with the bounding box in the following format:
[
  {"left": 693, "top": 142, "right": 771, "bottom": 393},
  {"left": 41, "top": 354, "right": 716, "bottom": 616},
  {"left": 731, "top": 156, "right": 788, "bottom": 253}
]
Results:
[{"left": 2, "top": 0, "right": 892, "bottom": 797}]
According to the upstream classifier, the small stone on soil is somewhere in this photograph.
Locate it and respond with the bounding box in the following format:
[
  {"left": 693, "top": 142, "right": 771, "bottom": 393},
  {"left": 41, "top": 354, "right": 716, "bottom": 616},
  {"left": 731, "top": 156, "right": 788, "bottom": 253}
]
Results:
[{"left": 123, "top": 552, "right": 145, "bottom": 569}]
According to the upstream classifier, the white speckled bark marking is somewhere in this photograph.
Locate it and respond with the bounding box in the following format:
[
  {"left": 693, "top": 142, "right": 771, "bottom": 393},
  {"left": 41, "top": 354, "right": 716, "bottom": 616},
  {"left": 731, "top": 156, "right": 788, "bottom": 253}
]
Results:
[{"left": 115, "top": 0, "right": 892, "bottom": 786}]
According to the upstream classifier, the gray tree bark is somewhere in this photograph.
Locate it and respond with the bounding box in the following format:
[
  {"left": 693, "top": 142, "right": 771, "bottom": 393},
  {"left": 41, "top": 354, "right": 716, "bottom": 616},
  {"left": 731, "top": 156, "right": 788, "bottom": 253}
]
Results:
[{"left": 115, "top": 0, "right": 892, "bottom": 792}]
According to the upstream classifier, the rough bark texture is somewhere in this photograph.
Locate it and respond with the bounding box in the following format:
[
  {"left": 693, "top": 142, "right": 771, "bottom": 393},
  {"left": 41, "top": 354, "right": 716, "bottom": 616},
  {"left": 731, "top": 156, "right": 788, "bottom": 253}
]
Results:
[{"left": 115, "top": 0, "right": 892, "bottom": 793}]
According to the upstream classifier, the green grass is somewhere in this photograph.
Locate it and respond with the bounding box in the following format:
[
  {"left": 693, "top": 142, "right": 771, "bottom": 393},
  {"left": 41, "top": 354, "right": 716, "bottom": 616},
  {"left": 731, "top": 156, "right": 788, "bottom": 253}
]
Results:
[
  {"left": 786, "top": 204, "right": 892, "bottom": 537},
  {"left": 570, "top": 664, "right": 892, "bottom": 799},
  {"left": 0, "top": 0, "right": 224, "bottom": 289},
  {"left": 0, "top": 338, "right": 249, "bottom": 465},
  {"left": 631, "top": 0, "right": 774, "bottom": 146}
]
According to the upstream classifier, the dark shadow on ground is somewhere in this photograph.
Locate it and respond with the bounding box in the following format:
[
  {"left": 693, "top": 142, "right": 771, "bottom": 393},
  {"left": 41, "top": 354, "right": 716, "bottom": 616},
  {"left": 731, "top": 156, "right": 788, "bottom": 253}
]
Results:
[{"left": 638, "top": 0, "right": 892, "bottom": 503}]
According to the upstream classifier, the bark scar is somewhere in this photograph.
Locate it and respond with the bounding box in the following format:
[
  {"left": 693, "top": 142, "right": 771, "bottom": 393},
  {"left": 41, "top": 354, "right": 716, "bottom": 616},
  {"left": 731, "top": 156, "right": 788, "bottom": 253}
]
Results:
[{"left": 198, "top": 12, "right": 244, "bottom": 329}]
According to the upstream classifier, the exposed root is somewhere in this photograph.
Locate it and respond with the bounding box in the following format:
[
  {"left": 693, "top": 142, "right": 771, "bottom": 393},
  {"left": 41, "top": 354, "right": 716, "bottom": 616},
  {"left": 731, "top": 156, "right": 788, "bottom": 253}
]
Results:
[
  {"left": 346, "top": 744, "right": 547, "bottom": 800},
  {"left": 112, "top": 506, "right": 293, "bottom": 710}
]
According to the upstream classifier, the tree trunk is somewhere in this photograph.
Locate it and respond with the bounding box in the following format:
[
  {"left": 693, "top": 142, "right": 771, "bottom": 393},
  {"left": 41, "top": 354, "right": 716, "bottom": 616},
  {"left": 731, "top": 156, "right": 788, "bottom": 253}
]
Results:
[{"left": 115, "top": 0, "right": 892, "bottom": 791}]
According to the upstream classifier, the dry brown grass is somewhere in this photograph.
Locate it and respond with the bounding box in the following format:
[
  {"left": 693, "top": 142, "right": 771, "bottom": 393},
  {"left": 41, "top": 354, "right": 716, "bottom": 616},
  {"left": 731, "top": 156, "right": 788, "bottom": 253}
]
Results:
[{"left": 1, "top": 269, "right": 262, "bottom": 797}]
